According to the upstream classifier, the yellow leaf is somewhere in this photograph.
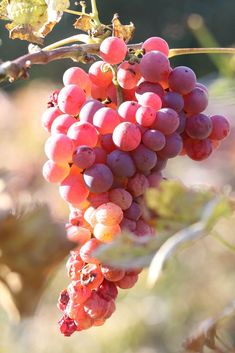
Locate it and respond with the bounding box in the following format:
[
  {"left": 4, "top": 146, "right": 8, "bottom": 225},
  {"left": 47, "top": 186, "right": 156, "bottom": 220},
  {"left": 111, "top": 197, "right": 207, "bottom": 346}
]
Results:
[{"left": 112, "top": 13, "right": 135, "bottom": 43}]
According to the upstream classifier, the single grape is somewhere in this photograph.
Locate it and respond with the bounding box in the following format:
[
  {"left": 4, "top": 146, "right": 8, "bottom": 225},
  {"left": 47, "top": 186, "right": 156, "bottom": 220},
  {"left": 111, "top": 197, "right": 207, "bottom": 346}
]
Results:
[
  {"left": 185, "top": 113, "right": 212, "bottom": 139},
  {"left": 67, "top": 122, "right": 99, "bottom": 147},
  {"left": 107, "top": 150, "right": 136, "bottom": 177},
  {"left": 109, "top": 188, "right": 133, "bottom": 210},
  {"left": 151, "top": 157, "right": 168, "bottom": 172},
  {"left": 140, "top": 50, "right": 171, "bottom": 83},
  {"left": 58, "top": 84, "right": 86, "bottom": 116},
  {"left": 142, "top": 129, "right": 166, "bottom": 151},
  {"left": 120, "top": 217, "right": 137, "bottom": 232},
  {"left": 59, "top": 170, "right": 89, "bottom": 206},
  {"left": 183, "top": 87, "right": 209, "bottom": 115},
  {"left": 112, "top": 122, "right": 141, "bottom": 151},
  {"left": 94, "top": 146, "right": 107, "bottom": 164},
  {"left": 117, "top": 61, "right": 141, "bottom": 90},
  {"left": 162, "top": 91, "right": 184, "bottom": 112},
  {"left": 94, "top": 223, "right": 121, "bottom": 243},
  {"left": 136, "top": 106, "right": 157, "bottom": 127},
  {"left": 184, "top": 138, "right": 213, "bottom": 161},
  {"left": 142, "top": 36, "right": 169, "bottom": 56},
  {"left": 63, "top": 66, "right": 91, "bottom": 94},
  {"left": 127, "top": 173, "right": 150, "bottom": 197},
  {"left": 124, "top": 201, "right": 142, "bottom": 221},
  {"left": 100, "top": 134, "right": 117, "bottom": 153},
  {"left": 152, "top": 108, "right": 179, "bottom": 135},
  {"left": 44, "top": 134, "right": 74, "bottom": 164},
  {"left": 80, "top": 238, "right": 102, "bottom": 264},
  {"left": 135, "top": 81, "right": 164, "bottom": 100},
  {"left": 99, "top": 36, "right": 127, "bottom": 65},
  {"left": 147, "top": 171, "right": 163, "bottom": 187},
  {"left": 42, "top": 160, "right": 70, "bottom": 183},
  {"left": 88, "top": 192, "right": 110, "bottom": 208},
  {"left": 93, "top": 107, "right": 120, "bottom": 134},
  {"left": 72, "top": 145, "right": 96, "bottom": 169},
  {"left": 83, "top": 163, "right": 113, "bottom": 193},
  {"left": 95, "top": 202, "right": 123, "bottom": 226},
  {"left": 157, "top": 132, "right": 183, "bottom": 159},
  {"left": 118, "top": 100, "right": 140, "bottom": 123},
  {"left": 131, "top": 144, "right": 157, "bottom": 172},
  {"left": 51, "top": 114, "right": 77, "bottom": 135},
  {"left": 89, "top": 61, "right": 113, "bottom": 88},
  {"left": 168, "top": 66, "right": 196, "bottom": 95},
  {"left": 209, "top": 115, "right": 230, "bottom": 140},
  {"left": 41, "top": 106, "right": 62, "bottom": 132},
  {"left": 66, "top": 224, "right": 91, "bottom": 245}
]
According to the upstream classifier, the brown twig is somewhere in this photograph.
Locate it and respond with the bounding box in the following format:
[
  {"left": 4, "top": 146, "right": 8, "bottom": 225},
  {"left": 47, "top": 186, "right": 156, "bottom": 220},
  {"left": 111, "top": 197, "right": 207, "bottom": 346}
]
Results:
[{"left": 0, "top": 42, "right": 143, "bottom": 83}]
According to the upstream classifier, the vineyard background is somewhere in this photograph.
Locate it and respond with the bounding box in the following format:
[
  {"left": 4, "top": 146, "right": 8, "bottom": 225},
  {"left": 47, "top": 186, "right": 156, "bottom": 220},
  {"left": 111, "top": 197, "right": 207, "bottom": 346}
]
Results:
[{"left": 1, "top": 1, "right": 235, "bottom": 352}]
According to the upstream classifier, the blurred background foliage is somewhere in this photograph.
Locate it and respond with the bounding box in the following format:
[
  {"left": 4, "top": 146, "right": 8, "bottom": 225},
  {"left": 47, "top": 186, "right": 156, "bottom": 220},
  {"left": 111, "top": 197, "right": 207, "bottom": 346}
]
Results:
[{"left": 1, "top": 1, "right": 235, "bottom": 353}]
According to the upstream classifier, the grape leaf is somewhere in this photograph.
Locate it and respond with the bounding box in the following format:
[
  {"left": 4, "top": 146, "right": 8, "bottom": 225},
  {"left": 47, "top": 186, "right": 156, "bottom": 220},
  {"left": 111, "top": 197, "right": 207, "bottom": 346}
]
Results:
[
  {"left": 0, "top": 0, "right": 70, "bottom": 44},
  {"left": 112, "top": 13, "right": 135, "bottom": 43}
]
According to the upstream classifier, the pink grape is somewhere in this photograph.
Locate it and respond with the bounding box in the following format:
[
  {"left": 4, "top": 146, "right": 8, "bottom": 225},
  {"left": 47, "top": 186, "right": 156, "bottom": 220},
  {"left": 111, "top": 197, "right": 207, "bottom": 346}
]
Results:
[
  {"left": 109, "top": 188, "right": 133, "bottom": 210},
  {"left": 118, "top": 101, "right": 140, "bottom": 123},
  {"left": 131, "top": 144, "right": 157, "bottom": 172},
  {"left": 137, "top": 92, "right": 162, "bottom": 111},
  {"left": 41, "top": 107, "right": 62, "bottom": 132},
  {"left": 59, "top": 170, "right": 89, "bottom": 206},
  {"left": 209, "top": 115, "right": 230, "bottom": 140},
  {"left": 51, "top": 114, "right": 77, "bottom": 135},
  {"left": 142, "top": 129, "right": 166, "bottom": 151},
  {"left": 83, "top": 164, "right": 114, "bottom": 193},
  {"left": 89, "top": 61, "right": 113, "bottom": 88},
  {"left": 63, "top": 67, "right": 91, "bottom": 94},
  {"left": 136, "top": 106, "right": 157, "bottom": 127},
  {"left": 88, "top": 192, "right": 109, "bottom": 208},
  {"left": 72, "top": 146, "right": 96, "bottom": 169},
  {"left": 140, "top": 50, "right": 171, "bottom": 83},
  {"left": 58, "top": 84, "right": 86, "bottom": 116},
  {"left": 79, "top": 99, "right": 104, "bottom": 124},
  {"left": 67, "top": 122, "right": 98, "bottom": 147},
  {"left": 142, "top": 36, "right": 169, "bottom": 56},
  {"left": 147, "top": 172, "right": 163, "bottom": 187},
  {"left": 44, "top": 134, "right": 74, "bottom": 164},
  {"left": 117, "top": 62, "right": 141, "bottom": 90},
  {"left": 93, "top": 107, "right": 120, "bottom": 134},
  {"left": 152, "top": 108, "right": 179, "bottom": 135},
  {"left": 95, "top": 202, "right": 123, "bottom": 226},
  {"left": 112, "top": 122, "right": 141, "bottom": 151},
  {"left": 168, "top": 66, "right": 196, "bottom": 95},
  {"left": 99, "top": 37, "right": 127, "bottom": 65},
  {"left": 94, "top": 223, "right": 121, "bottom": 243},
  {"left": 42, "top": 160, "right": 70, "bottom": 183}
]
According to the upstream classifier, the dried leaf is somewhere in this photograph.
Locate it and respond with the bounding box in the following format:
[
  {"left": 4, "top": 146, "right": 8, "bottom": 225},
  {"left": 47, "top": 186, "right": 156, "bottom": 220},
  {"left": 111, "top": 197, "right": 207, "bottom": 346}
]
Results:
[
  {"left": 112, "top": 13, "right": 135, "bottom": 43},
  {"left": 73, "top": 14, "right": 93, "bottom": 32},
  {"left": 0, "top": 0, "right": 70, "bottom": 44}
]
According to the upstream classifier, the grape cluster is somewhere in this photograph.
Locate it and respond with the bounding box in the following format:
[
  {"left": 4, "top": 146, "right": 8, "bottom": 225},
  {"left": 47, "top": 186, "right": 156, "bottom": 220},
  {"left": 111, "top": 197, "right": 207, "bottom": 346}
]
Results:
[{"left": 41, "top": 36, "right": 230, "bottom": 336}]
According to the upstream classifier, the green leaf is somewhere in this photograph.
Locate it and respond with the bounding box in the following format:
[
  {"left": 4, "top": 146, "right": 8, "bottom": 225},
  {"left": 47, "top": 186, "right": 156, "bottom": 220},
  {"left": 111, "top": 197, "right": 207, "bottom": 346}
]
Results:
[{"left": 0, "top": 0, "right": 70, "bottom": 44}]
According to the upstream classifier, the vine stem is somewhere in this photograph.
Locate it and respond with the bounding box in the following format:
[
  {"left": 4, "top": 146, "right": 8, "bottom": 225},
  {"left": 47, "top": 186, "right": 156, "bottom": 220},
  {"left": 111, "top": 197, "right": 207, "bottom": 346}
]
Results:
[
  {"left": 168, "top": 47, "right": 235, "bottom": 58},
  {"left": 1, "top": 45, "right": 235, "bottom": 83}
]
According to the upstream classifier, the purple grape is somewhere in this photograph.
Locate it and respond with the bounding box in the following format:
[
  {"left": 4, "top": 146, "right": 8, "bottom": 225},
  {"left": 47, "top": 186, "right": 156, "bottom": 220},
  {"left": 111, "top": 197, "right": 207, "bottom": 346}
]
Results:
[
  {"left": 131, "top": 144, "right": 157, "bottom": 172},
  {"left": 184, "top": 87, "right": 208, "bottom": 115},
  {"left": 162, "top": 91, "right": 184, "bottom": 112},
  {"left": 152, "top": 108, "right": 179, "bottom": 135},
  {"left": 168, "top": 66, "right": 196, "bottom": 95},
  {"left": 158, "top": 133, "right": 183, "bottom": 159},
  {"left": 83, "top": 163, "right": 113, "bottom": 193},
  {"left": 72, "top": 146, "right": 96, "bottom": 169},
  {"left": 152, "top": 158, "right": 168, "bottom": 172},
  {"left": 147, "top": 171, "right": 163, "bottom": 187},
  {"left": 140, "top": 51, "right": 171, "bottom": 83},
  {"left": 127, "top": 173, "right": 149, "bottom": 197},
  {"left": 120, "top": 217, "right": 137, "bottom": 232},
  {"left": 184, "top": 138, "right": 212, "bottom": 161},
  {"left": 79, "top": 99, "right": 104, "bottom": 124},
  {"left": 176, "top": 111, "right": 186, "bottom": 134},
  {"left": 185, "top": 113, "right": 212, "bottom": 139},
  {"left": 142, "top": 129, "right": 166, "bottom": 151},
  {"left": 107, "top": 150, "right": 136, "bottom": 177},
  {"left": 124, "top": 202, "right": 143, "bottom": 221}
]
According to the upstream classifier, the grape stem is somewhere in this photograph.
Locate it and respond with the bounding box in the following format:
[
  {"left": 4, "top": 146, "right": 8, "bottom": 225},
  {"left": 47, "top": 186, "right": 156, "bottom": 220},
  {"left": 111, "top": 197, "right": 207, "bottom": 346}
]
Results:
[{"left": 1, "top": 44, "right": 235, "bottom": 83}]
